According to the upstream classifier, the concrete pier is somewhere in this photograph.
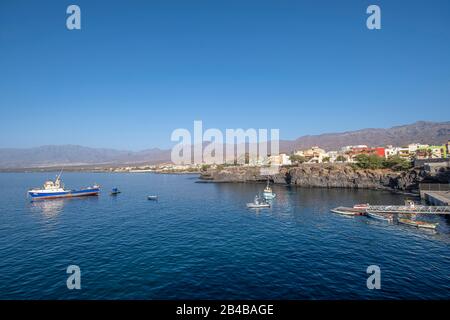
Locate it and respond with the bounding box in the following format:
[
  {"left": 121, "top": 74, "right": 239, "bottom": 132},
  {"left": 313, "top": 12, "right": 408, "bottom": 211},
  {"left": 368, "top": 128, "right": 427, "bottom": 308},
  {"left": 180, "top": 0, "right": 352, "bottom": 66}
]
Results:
[{"left": 423, "top": 191, "right": 450, "bottom": 206}]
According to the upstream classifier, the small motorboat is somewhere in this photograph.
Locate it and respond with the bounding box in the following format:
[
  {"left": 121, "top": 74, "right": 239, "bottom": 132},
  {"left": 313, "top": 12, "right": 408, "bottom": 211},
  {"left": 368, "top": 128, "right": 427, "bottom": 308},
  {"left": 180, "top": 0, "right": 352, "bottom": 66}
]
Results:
[
  {"left": 367, "top": 212, "right": 394, "bottom": 223},
  {"left": 262, "top": 180, "right": 276, "bottom": 200},
  {"left": 247, "top": 195, "right": 270, "bottom": 209},
  {"left": 147, "top": 195, "right": 158, "bottom": 201},
  {"left": 110, "top": 188, "right": 121, "bottom": 195},
  {"left": 398, "top": 218, "right": 438, "bottom": 230},
  {"left": 331, "top": 207, "right": 365, "bottom": 216}
]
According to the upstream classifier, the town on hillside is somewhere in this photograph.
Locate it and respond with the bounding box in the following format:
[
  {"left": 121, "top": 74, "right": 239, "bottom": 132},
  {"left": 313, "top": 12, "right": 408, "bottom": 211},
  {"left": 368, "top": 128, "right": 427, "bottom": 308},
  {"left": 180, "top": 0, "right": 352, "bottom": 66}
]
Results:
[
  {"left": 264, "top": 142, "right": 450, "bottom": 166},
  {"left": 112, "top": 140, "right": 450, "bottom": 173}
]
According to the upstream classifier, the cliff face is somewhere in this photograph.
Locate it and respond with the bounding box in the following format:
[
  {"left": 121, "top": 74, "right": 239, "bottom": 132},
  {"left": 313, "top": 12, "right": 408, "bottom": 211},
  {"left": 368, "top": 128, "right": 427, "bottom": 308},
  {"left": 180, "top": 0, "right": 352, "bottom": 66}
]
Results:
[{"left": 200, "top": 164, "right": 433, "bottom": 192}]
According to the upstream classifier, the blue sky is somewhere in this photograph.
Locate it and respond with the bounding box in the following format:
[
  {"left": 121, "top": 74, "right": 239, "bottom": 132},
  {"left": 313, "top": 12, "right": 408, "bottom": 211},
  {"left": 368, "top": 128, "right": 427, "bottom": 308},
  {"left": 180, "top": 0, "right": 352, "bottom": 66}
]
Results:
[{"left": 0, "top": 0, "right": 449, "bottom": 150}]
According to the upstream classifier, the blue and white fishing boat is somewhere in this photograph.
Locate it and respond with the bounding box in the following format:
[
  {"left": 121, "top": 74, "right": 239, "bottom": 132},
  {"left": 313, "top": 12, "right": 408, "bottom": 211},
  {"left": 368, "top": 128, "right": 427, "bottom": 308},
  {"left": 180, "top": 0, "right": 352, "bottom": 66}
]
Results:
[{"left": 28, "top": 171, "right": 100, "bottom": 201}]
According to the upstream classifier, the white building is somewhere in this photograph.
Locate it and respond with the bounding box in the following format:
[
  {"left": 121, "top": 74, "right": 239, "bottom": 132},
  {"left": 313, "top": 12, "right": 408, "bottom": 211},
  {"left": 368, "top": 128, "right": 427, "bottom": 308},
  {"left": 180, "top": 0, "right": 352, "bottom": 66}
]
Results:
[
  {"left": 340, "top": 145, "right": 368, "bottom": 152},
  {"left": 294, "top": 146, "right": 328, "bottom": 163},
  {"left": 385, "top": 143, "right": 429, "bottom": 159},
  {"left": 408, "top": 143, "right": 428, "bottom": 153},
  {"left": 266, "top": 153, "right": 292, "bottom": 166},
  {"left": 326, "top": 151, "right": 339, "bottom": 163}
]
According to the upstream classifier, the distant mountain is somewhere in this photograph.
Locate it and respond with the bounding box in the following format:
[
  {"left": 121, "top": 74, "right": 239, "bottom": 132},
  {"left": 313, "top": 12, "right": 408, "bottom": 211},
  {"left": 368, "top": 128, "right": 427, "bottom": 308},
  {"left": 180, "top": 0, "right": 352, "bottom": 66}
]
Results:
[
  {"left": 0, "top": 121, "right": 448, "bottom": 169},
  {"left": 279, "top": 121, "right": 450, "bottom": 152},
  {"left": 0, "top": 145, "right": 170, "bottom": 169}
]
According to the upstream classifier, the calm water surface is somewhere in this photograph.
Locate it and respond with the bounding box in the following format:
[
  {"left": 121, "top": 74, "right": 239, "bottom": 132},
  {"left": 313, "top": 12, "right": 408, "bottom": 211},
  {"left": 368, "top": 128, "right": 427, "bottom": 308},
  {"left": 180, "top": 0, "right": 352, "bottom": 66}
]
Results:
[{"left": 0, "top": 172, "right": 449, "bottom": 299}]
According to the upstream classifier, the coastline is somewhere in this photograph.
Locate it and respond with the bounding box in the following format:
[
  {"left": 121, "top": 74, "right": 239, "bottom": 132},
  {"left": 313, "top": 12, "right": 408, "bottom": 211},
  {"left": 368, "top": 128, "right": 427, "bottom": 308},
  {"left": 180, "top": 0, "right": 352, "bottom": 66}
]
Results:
[
  {"left": 2, "top": 163, "right": 448, "bottom": 197},
  {"left": 0, "top": 165, "right": 201, "bottom": 175},
  {"left": 198, "top": 163, "right": 449, "bottom": 194}
]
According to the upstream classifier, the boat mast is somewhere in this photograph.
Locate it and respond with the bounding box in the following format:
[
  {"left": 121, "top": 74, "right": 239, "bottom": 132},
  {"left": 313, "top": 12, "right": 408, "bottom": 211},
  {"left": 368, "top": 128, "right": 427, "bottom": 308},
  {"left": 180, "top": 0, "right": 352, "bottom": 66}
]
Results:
[
  {"left": 55, "top": 168, "right": 64, "bottom": 187},
  {"left": 56, "top": 168, "right": 63, "bottom": 181}
]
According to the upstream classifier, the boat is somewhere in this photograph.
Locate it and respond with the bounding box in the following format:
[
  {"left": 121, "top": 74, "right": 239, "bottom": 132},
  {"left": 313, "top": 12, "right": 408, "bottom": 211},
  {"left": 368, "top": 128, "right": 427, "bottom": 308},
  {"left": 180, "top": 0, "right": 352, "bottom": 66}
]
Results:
[
  {"left": 367, "top": 211, "right": 394, "bottom": 223},
  {"left": 110, "top": 188, "right": 121, "bottom": 195},
  {"left": 247, "top": 195, "right": 270, "bottom": 209},
  {"left": 398, "top": 218, "right": 438, "bottom": 230},
  {"left": 147, "top": 195, "right": 158, "bottom": 200},
  {"left": 331, "top": 207, "right": 365, "bottom": 216},
  {"left": 262, "top": 180, "right": 276, "bottom": 200},
  {"left": 28, "top": 171, "right": 100, "bottom": 201}
]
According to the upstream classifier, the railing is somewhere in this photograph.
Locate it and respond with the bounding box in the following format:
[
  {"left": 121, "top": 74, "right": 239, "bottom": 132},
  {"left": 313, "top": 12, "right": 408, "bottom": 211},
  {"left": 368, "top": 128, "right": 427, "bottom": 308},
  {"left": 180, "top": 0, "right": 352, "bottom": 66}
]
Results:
[
  {"left": 419, "top": 183, "right": 450, "bottom": 192},
  {"left": 366, "top": 205, "right": 450, "bottom": 215}
]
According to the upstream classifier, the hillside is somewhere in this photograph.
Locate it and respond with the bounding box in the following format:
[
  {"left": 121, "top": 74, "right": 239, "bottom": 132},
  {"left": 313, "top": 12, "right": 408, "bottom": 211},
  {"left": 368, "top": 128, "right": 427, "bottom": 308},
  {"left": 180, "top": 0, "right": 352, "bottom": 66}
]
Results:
[
  {"left": 0, "top": 121, "right": 448, "bottom": 169},
  {"left": 280, "top": 121, "right": 450, "bottom": 152}
]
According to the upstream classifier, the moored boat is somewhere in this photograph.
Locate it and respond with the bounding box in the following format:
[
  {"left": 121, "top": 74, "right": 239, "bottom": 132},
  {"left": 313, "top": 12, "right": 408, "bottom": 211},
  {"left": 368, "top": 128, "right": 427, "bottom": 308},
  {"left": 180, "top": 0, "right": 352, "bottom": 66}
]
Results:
[
  {"left": 28, "top": 171, "right": 100, "bottom": 201},
  {"left": 367, "top": 211, "right": 394, "bottom": 223},
  {"left": 247, "top": 195, "right": 270, "bottom": 209},
  {"left": 147, "top": 195, "right": 158, "bottom": 200},
  {"left": 331, "top": 207, "right": 365, "bottom": 216},
  {"left": 262, "top": 180, "right": 276, "bottom": 200},
  {"left": 110, "top": 188, "right": 121, "bottom": 195},
  {"left": 398, "top": 218, "right": 438, "bottom": 230}
]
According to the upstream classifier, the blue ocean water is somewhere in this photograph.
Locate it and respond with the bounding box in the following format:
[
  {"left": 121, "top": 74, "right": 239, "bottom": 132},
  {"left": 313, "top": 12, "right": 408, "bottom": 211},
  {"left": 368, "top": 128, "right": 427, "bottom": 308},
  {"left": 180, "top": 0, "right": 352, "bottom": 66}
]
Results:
[{"left": 0, "top": 172, "right": 449, "bottom": 300}]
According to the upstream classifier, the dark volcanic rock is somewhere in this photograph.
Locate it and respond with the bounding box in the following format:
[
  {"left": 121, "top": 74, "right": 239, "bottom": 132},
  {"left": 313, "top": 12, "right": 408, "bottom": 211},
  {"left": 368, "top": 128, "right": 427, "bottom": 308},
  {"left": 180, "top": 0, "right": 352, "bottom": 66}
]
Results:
[{"left": 200, "top": 164, "right": 447, "bottom": 192}]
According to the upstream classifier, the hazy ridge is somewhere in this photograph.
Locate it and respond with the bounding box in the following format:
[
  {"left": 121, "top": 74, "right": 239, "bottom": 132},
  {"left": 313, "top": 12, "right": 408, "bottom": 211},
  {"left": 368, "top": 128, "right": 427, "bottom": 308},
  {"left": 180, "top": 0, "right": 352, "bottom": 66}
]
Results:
[{"left": 0, "top": 121, "right": 448, "bottom": 169}]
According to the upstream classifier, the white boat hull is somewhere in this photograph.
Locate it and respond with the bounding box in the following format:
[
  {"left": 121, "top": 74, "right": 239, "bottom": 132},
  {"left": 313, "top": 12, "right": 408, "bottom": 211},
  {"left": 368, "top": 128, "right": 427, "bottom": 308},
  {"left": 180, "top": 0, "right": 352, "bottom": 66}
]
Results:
[
  {"left": 367, "top": 212, "right": 393, "bottom": 223},
  {"left": 263, "top": 193, "right": 276, "bottom": 200},
  {"left": 247, "top": 203, "right": 270, "bottom": 208}
]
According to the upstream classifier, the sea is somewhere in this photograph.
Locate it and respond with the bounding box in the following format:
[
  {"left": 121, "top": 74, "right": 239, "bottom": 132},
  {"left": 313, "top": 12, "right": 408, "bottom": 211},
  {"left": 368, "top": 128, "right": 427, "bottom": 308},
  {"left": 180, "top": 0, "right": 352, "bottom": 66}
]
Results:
[{"left": 0, "top": 172, "right": 449, "bottom": 299}]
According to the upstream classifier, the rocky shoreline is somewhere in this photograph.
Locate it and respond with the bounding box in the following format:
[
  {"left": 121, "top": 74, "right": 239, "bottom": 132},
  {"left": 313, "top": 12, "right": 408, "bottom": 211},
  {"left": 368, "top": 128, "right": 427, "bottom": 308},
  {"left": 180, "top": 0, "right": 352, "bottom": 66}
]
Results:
[{"left": 199, "top": 163, "right": 449, "bottom": 193}]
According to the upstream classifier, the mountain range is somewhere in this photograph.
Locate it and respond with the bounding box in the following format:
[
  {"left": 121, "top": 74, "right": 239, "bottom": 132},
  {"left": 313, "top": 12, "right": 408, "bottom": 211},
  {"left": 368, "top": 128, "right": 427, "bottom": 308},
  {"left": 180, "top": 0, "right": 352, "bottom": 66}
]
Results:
[
  {"left": 279, "top": 120, "right": 450, "bottom": 152},
  {"left": 0, "top": 121, "right": 448, "bottom": 169}
]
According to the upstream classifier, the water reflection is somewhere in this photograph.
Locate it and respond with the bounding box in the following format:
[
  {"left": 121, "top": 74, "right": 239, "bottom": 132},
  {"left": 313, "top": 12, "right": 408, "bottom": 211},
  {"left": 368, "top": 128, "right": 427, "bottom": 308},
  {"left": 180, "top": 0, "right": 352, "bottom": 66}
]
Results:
[
  {"left": 211, "top": 182, "right": 450, "bottom": 236},
  {"left": 29, "top": 199, "right": 65, "bottom": 218},
  {"left": 2, "top": 173, "right": 449, "bottom": 299}
]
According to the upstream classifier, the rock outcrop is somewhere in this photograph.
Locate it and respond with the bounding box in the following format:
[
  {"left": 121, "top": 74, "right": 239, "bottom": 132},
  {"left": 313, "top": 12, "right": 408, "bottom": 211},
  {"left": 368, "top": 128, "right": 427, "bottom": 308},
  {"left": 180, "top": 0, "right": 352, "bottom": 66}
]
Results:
[{"left": 199, "top": 164, "right": 445, "bottom": 192}]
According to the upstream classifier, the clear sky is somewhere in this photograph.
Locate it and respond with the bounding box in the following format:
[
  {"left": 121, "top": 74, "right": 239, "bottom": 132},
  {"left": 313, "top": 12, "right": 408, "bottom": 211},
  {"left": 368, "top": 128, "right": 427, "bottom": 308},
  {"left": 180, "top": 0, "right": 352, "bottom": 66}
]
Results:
[{"left": 1, "top": 0, "right": 449, "bottom": 150}]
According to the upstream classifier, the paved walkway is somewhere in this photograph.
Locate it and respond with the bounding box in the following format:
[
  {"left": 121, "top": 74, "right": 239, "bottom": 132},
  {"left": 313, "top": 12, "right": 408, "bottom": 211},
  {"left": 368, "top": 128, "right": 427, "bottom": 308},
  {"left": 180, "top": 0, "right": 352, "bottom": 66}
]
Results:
[{"left": 424, "top": 191, "right": 450, "bottom": 206}]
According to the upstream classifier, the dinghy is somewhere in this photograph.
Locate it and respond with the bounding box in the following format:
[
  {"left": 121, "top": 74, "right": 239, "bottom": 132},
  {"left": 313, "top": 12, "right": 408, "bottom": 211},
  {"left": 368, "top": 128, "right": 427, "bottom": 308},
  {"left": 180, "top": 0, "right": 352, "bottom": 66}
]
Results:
[
  {"left": 110, "top": 188, "right": 121, "bottom": 195},
  {"left": 331, "top": 207, "right": 365, "bottom": 216},
  {"left": 367, "top": 212, "right": 394, "bottom": 223}
]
